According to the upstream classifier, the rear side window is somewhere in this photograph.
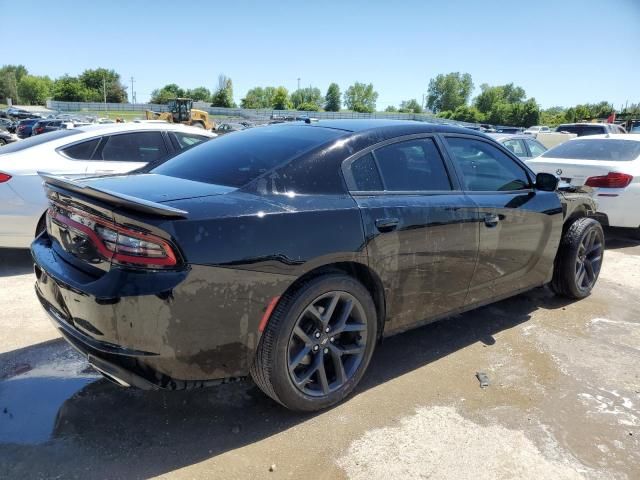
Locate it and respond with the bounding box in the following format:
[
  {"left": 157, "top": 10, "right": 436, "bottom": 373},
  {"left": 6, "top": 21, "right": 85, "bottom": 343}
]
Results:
[
  {"left": 541, "top": 139, "right": 640, "bottom": 161},
  {"left": 502, "top": 139, "right": 527, "bottom": 157},
  {"left": 153, "top": 124, "right": 343, "bottom": 187},
  {"left": 373, "top": 138, "right": 452, "bottom": 191},
  {"left": 525, "top": 139, "right": 547, "bottom": 157},
  {"left": 100, "top": 131, "right": 168, "bottom": 162},
  {"left": 60, "top": 138, "right": 100, "bottom": 160},
  {"left": 446, "top": 137, "right": 531, "bottom": 191},
  {"left": 351, "top": 153, "right": 383, "bottom": 190},
  {"left": 172, "top": 132, "right": 210, "bottom": 151}
]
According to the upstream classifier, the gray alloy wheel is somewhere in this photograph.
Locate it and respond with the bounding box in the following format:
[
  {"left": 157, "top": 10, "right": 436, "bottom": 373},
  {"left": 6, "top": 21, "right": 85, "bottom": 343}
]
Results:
[
  {"left": 251, "top": 274, "right": 377, "bottom": 411},
  {"left": 287, "top": 291, "right": 368, "bottom": 397}
]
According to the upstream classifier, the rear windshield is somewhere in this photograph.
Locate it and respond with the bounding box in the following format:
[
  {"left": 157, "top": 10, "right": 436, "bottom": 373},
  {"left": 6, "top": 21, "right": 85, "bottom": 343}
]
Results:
[
  {"left": 555, "top": 125, "right": 606, "bottom": 136},
  {"left": 152, "top": 124, "right": 344, "bottom": 187},
  {"left": 0, "top": 129, "right": 81, "bottom": 155},
  {"left": 542, "top": 139, "right": 640, "bottom": 161}
]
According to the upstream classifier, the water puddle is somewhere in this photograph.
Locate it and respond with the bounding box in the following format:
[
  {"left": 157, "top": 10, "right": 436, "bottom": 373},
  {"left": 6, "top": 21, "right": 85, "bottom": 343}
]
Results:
[{"left": 0, "top": 368, "right": 99, "bottom": 444}]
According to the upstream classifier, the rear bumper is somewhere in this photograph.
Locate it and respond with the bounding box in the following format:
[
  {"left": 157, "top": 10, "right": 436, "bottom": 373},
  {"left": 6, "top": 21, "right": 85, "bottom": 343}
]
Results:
[
  {"left": 31, "top": 233, "right": 295, "bottom": 389},
  {"left": 594, "top": 190, "right": 640, "bottom": 228}
]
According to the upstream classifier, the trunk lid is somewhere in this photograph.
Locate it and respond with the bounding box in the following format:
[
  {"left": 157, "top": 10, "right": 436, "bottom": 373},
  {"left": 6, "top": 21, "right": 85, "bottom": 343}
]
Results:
[{"left": 527, "top": 157, "right": 636, "bottom": 187}]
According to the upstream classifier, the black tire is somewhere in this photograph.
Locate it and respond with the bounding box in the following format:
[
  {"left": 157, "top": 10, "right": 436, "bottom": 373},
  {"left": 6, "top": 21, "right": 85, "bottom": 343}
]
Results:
[
  {"left": 0, "top": 138, "right": 6, "bottom": 146},
  {"left": 250, "top": 274, "right": 377, "bottom": 411},
  {"left": 551, "top": 217, "right": 604, "bottom": 299}
]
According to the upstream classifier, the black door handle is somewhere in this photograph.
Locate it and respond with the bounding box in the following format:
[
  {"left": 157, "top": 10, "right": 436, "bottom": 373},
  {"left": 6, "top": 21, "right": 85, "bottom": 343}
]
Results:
[
  {"left": 375, "top": 218, "right": 399, "bottom": 232},
  {"left": 484, "top": 214, "right": 500, "bottom": 227}
]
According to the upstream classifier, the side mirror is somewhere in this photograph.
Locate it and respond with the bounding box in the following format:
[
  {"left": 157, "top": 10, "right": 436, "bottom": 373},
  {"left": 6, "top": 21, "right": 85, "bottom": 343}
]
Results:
[{"left": 536, "top": 172, "right": 559, "bottom": 192}]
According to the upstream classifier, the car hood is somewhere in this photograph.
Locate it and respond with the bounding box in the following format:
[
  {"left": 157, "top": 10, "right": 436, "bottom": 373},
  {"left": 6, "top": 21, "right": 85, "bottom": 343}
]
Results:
[{"left": 72, "top": 173, "right": 235, "bottom": 203}]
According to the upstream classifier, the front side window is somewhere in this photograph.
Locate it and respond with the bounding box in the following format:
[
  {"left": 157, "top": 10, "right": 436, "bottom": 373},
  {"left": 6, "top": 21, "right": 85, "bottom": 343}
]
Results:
[
  {"left": 372, "top": 138, "right": 452, "bottom": 191},
  {"left": 100, "top": 131, "right": 168, "bottom": 162},
  {"left": 446, "top": 137, "right": 531, "bottom": 192}
]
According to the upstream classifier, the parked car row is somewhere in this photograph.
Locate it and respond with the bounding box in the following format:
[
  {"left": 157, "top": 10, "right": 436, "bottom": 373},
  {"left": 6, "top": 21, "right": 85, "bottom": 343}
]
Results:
[{"left": 524, "top": 122, "right": 627, "bottom": 137}]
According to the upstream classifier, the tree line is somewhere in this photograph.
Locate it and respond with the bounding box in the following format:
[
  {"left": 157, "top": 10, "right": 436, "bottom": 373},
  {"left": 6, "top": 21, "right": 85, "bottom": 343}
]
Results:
[
  {"left": 0, "top": 65, "right": 128, "bottom": 105},
  {"left": 2, "top": 64, "right": 638, "bottom": 127}
]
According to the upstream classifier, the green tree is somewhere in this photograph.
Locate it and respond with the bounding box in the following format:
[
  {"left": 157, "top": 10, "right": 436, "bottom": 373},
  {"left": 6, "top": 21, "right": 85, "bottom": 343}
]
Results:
[
  {"left": 344, "top": 82, "right": 378, "bottom": 113},
  {"left": 17, "top": 75, "right": 52, "bottom": 105},
  {"left": 324, "top": 83, "right": 341, "bottom": 112},
  {"left": 52, "top": 75, "right": 91, "bottom": 102},
  {"left": 426, "top": 72, "right": 473, "bottom": 113},
  {"left": 290, "top": 87, "right": 322, "bottom": 110},
  {"left": 450, "top": 105, "right": 484, "bottom": 123},
  {"left": 474, "top": 83, "right": 527, "bottom": 114},
  {"left": 398, "top": 99, "right": 423, "bottom": 113},
  {"left": 385, "top": 105, "right": 398, "bottom": 112},
  {"left": 79, "top": 68, "right": 127, "bottom": 103},
  {"left": 0, "top": 65, "right": 28, "bottom": 103},
  {"left": 186, "top": 86, "right": 211, "bottom": 102},
  {"left": 211, "top": 74, "right": 236, "bottom": 108},
  {"left": 150, "top": 83, "right": 185, "bottom": 104},
  {"left": 272, "top": 86, "right": 290, "bottom": 110},
  {"left": 240, "top": 86, "right": 278, "bottom": 109}
]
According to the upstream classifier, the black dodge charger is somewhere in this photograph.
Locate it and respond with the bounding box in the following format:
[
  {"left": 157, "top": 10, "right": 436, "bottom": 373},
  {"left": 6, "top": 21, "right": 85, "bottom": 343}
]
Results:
[{"left": 32, "top": 120, "right": 603, "bottom": 411}]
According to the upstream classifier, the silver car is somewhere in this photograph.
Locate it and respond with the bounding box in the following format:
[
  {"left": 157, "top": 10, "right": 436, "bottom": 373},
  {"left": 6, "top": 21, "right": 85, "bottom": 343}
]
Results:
[{"left": 489, "top": 133, "right": 547, "bottom": 161}]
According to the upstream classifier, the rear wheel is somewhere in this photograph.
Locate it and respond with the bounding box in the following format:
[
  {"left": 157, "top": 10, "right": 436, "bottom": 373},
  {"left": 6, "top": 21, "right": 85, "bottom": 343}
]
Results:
[
  {"left": 251, "top": 274, "right": 377, "bottom": 411},
  {"left": 551, "top": 217, "right": 604, "bottom": 299}
]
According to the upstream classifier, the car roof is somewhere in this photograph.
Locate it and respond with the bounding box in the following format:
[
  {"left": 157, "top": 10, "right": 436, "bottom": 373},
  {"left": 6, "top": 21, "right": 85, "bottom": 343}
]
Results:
[
  {"left": 307, "top": 119, "right": 486, "bottom": 137},
  {"left": 557, "top": 123, "right": 610, "bottom": 127},
  {"left": 74, "top": 122, "right": 217, "bottom": 136}
]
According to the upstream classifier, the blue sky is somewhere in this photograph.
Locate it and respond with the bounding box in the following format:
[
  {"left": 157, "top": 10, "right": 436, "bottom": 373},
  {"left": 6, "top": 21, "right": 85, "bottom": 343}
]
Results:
[{"left": 4, "top": 0, "right": 639, "bottom": 109}]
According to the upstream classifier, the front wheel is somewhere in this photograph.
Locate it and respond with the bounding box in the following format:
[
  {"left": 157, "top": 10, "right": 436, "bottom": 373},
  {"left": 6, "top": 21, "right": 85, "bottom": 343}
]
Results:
[
  {"left": 251, "top": 274, "right": 377, "bottom": 411},
  {"left": 551, "top": 217, "right": 604, "bottom": 299}
]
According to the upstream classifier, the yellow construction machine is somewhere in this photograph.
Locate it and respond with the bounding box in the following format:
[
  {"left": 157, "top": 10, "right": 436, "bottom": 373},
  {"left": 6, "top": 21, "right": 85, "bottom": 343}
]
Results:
[{"left": 145, "top": 98, "right": 214, "bottom": 130}]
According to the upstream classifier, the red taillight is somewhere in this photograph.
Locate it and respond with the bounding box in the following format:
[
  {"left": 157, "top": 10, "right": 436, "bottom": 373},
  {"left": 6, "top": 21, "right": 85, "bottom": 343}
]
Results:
[
  {"left": 49, "top": 207, "right": 178, "bottom": 268},
  {"left": 585, "top": 172, "right": 633, "bottom": 188},
  {"left": 0, "top": 172, "right": 11, "bottom": 183}
]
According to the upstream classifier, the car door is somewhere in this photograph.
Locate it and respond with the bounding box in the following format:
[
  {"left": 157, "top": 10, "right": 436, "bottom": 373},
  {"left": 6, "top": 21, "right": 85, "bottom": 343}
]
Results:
[
  {"left": 85, "top": 130, "right": 171, "bottom": 175},
  {"left": 343, "top": 135, "right": 479, "bottom": 334},
  {"left": 442, "top": 135, "right": 563, "bottom": 305}
]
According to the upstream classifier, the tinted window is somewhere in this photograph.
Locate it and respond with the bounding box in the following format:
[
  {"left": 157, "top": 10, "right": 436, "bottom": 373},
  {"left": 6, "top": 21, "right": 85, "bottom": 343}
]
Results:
[
  {"left": 351, "top": 153, "right": 383, "bottom": 191},
  {"left": 61, "top": 138, "right": 100, "bottom": 160},
  {"left": 373, "top": 138, "right": 451, "bottom": 191},
  {"left": 172, "top": 132, "right": 210, "bottom": 151},
  {"left": 555, "top": 125, "right": 606, "bottom": 137},
  {"left": 446, "top": 137, "right": 531, "bottom": 191},
  {"left": 0, "top": 129, "right": 81, "bottom": 155},
  {"left": 100, "top": 131, "right": 168, "bottom": 162},
  {"left": 153, "top": 124, "right": 343, "bottom": 187},
  {"left": 502, "top": 139, "right": 527, "bottom": 157},
  {"left": 525, "top": 139, "right": 547, "bottom": 157},
  {"left": 542, "top": 139, "right": 640, "bottom": 161}
]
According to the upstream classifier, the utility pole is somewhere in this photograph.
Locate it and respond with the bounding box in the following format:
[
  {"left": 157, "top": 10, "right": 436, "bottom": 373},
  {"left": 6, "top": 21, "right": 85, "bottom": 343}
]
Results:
[
  {"left": 130, "top": 76, "right": 135, "bottom": 104},
  {"left": 102, "top": 76, "right": 107, "bottom": 111},
  {"left": 297, "top": 78, "right": 301, "bottom": 91}
]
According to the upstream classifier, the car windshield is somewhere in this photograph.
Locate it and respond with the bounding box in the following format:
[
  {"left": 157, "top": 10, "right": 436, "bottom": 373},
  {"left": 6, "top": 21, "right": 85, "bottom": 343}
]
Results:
[
  {"left": 152, "top": 124, "right": 344, "bottom": 187},
  {"left": 0, "top": 129, "right": 81, "bottom": 155},
  {"left": 555, "top": 125, "right": 605, "bottom": 136},
  {"left": 542, "top": 139, "right": 640, "bottom": 161}
]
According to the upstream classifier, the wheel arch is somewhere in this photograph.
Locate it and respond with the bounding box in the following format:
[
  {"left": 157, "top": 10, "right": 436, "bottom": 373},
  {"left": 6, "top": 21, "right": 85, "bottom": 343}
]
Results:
[{"left": 279, "top": 261, "right": 387, "bottom": 340}]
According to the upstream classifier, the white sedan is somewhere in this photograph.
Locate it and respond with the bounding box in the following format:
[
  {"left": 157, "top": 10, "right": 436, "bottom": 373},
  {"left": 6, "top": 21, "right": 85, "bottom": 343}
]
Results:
[
  {"left": 0, "top": 123, "right": 216, "bottom": 248},
  {"left": 528, "top": 134, "right": 640, "bottom": 232}
]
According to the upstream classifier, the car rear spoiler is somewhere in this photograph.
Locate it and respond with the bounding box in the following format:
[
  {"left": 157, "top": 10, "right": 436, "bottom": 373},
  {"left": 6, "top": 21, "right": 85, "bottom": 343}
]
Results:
[{"left": 38, "top": 173, "right": 189, "bottom": 219}]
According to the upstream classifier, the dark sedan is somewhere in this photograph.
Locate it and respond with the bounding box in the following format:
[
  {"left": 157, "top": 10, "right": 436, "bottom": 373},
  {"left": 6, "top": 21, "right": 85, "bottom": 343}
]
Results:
[
  {"left": 16, "top": 118, "right": 39, "bottom": 138},
  {"left": 32, "top": 120, "right": 602, "bottom": 411},
  {"left": 32, "top": 119, "right": 72, "bottom": 135},
  {"left": 0, "top": 129, "right": 18, "bottom": 146}
]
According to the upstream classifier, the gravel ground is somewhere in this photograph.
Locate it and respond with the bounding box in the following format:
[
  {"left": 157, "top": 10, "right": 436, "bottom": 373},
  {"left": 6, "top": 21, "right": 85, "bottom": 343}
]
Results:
[{"left": 0, "top": 228, "right": 638, "bottom": 479}]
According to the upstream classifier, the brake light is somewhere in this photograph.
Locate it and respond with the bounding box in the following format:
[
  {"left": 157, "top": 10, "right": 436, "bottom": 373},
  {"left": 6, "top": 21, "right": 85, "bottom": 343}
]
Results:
[
  {"left": 585, "top": 172, "right": 633, "bottom": 188},
  {"left": 49, "top": 207, "right": 178, "bottom": 268},
  {"left": 0, "top": 173, "right": 11, "bottom": 183}
]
